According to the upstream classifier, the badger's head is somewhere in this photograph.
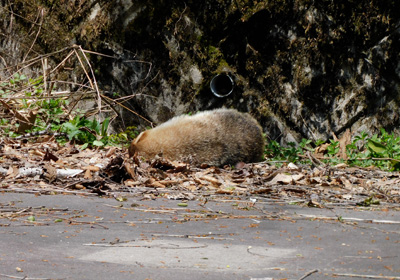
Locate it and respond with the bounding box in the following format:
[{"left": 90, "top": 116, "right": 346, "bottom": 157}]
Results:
[{"left": 128, "top": 131, "right": 147, "bottom": 157}]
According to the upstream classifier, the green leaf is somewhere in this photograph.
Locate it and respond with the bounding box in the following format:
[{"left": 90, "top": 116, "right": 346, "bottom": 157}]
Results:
[
  {"left": 62, "top": 122, "right": 78, "bottom": 132},
  {"left": 90, "top": 119, "right": 100, "bottom": 133},
  {"left": 92, "top": 140, "right": 104, "bottom": 147},
  {"left": 101, "top": 118, "right": 110, "bottom": 136},
  {"left": 357, "top": 196, "right": 380, "bottom": 207},
  {"left": 67, "top": 129, "right": 81, "bottom": 140},
  {"left": 27, "top": 216, "right": 36, "bottom": 222},
  {"left": 367, "top": 139, "right": 386, "bottom": 154},
  {"left": 81, "top": 143, "right": 89, "bottom": 150}
]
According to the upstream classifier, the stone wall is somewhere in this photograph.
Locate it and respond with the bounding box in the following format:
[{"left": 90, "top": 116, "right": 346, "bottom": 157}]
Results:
[{"left": 1, "top": 0, "right": 400, "bottom": 143}]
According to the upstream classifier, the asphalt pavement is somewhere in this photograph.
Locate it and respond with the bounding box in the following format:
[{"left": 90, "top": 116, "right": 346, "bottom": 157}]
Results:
[{"left": 1, "top": 192, "right": 399, "bottom": 280}]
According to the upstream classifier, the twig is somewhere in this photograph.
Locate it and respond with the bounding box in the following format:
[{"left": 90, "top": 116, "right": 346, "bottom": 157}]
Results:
[
  {"left": 0, "top": 46, "right": 72, "bottom": 74},
  {"left": 22, "top": 8, "right": 44, "bottom": 63},
  {"left": 137, "top": 69, "right": 159, "bottom": 96},
  {"left": 103, "top": 204, "right": 177, "bottom": 213},
  {"left": 0, "top": 273, "right": 59, "bottom": 280},
  {"left": 151, "top": 233, "right": 234, "bottom": 240},
  {"left": 14, "top": 207, "right": 32, "bottom": 215},
  {"left": 49, "top": 49, "right": 75, "bottom": 76},
  {"left": 13, "top": 125, "right": 67, "bottom": 140},
  {"left": 332, "top": 273, "right": 400, "bottom": 279},
  {"left": 351, "top": 157, "right": 400, "bottom": 163},
  {"left": 81, "top": 48, "right": 154, "bottom": 82},
  {"left": 83, "top": 242, "right": 208, "bottom": 249},
  {"left": 73, "top": 47, "right": 94, "bottom": 88},
  {"left": 297, "top": 214, "right": 400, "bottom": 224},
  {"left": 77, "top": 45, "right": 102, "bottom": 115},
  {"left": 101, "top": 93, "right": 153, "bottom": 125},
  {"left": 68, "top": 219, "right": 109, "bottom": 229},
  {"left": 173, "top": 3, "right": 187, "bottom": 36},
  {"left": 3, "top": 186, "right": 98, "bottom": 196},
  {"left": 199, "top": 204, "right": 229, "bottom": 215},
  {"left": 305, "top": 151, "right": 326, "bottom": 169},
  {"left": 2, "top": 49, "right": 70, "bottom": 83},
  {"left": 298, "top": 269, "right": 318, "bottom": 280}
]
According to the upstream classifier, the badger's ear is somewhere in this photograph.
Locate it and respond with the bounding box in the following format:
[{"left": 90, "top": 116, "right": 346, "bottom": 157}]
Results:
[
  {"left": 128, "top": 131, "right": 147, "bottom": 157},
  {"left": 134, "top": 131, "right": 148, "bottom": 144}
]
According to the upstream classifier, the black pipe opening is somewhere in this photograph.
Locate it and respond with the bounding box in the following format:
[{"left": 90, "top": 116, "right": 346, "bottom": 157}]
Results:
[{"left": 210, "top": 74, "right": 234, "bottom": 98}]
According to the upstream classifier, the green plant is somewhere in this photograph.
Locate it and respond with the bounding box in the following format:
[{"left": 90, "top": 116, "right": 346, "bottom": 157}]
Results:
[
  {"left": 367, "top": 129, "right": 400, "bottom": 157},
  {"left": 314, "top": 139, "right": 325, "bottom": 147},
  {"left": 1, "top": 73, "right": 28, "bottom": 98},
  {"left": 299, "top": 138, "right": 312, "bottom": 150},
  {"left": 61, "top": 115, "right": 110, "bottom": 149},
  {"left": 108, "top": 126, "right": 140, "bottom": 146},
  {"left": 0, "top": 118, "right": 9, "bottom": 126},
  {"left": 1, "top": 72, "right": 70, "bottom": 135},
  {"left": 265, "top": 139, "right": 308, "bottom": 163},
  {"left": 38, "top": 98, "right": 66, "bottom": 116},
  {"left": 365, "top": 129, "right": 400, "bottom": 170},
  {"left": 10, "top": 73, "right": 27, "bottom": 85},
  {"left": 356, "top": 195, "right": 380, "bottom": 207},
  {"left": 326, "top": 139, "right": 339, "bottom": 156},
  {"left": 264, "top": 130, "right": 400, "bottom": 170},
  {"left": 346, "top": 132, "right": 367, "bottom": 158}
]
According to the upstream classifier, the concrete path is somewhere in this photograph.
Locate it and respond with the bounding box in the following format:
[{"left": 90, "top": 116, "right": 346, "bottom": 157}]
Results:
[{"left": 1, "top": 192, "right": 399, "bottom": 280}]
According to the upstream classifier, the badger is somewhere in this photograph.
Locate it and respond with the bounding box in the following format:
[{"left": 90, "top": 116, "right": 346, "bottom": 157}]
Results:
[{"left": 128, "top": 108, "right": 264, "bottom": 166}]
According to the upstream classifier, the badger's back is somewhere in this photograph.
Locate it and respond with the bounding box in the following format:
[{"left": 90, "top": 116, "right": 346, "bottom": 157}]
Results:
[{"left": 129, "top": 108, "right": 264, "bottom": 166}]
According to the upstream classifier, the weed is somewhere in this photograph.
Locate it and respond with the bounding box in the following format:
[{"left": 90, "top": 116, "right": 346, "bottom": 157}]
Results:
[
  {"left": 356, "top": 195, "right": 380, "bottom": 207},
  {"left": 265, "top": 140, "right": 299, "bottom": 162},
  {"left": 265, "top": 129, "right": 400, "bottom": 171},
  {"left": 326, "top": 139, "right": 339, "bottom": 156},
  {"left": 265, "top": 138, "right": 319, "bottom": 163},
  {"left": 108, "top": 126, "right": 139, "bottom": 146},
  {"left": 61, "top": 115, "right": 110, "bottom": 149},
  {"left": 0, "top": 69, "right": 138, "bottom": 149}
]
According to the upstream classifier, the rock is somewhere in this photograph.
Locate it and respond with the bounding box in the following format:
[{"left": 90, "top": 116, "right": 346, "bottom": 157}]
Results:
[{"left": 1, "top": 1, "right": 400, "bottom": 143}]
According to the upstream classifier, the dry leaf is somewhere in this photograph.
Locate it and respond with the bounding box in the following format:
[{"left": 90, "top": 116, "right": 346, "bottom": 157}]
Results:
[
  {"left": 342, "top": 178, "right": 353, "bottom": 190},
  {"left": 334, "top": 163, "right": 348, "bottom": 168},
  {"left": 74, "top": 184, "right": 85, "bottom": 189},
  {"left": 43, "top": 163, "right": 57, "bottom": 183},
  {"left": 146, "top": 178, "right": 166, "bottom": 188},
  {"left": 124, "top": 179, "right": 141, "bottom": 187},
  {"left": 84, "top": 168, "right": 92, "bottom": 179},
  {"left": 124, "top": 162, "right": 137, "bottom": 179},
  {"left": 216, "top": 189, "right": 233, "bottom": 194},
  {"left": 287, "top": 162, "right": 300, "bottom": 170},
  {"left": 270, "top": 173, "right": 304, "bottom": 185},
  {"left": 314, "top": 143, "right": 330, "bottom": 157},
  {"left": 338, "top": 129, "right": 351, "bottom": 160},
  {"left": 30, "top": 149, "right": 45, "bottom": 157},
  {"left": 105, "top": 147, "right": 117, "bottom": 157},
  {"left": 199, "top": 175, "right": 222, "bottom": 186},
  {"left": 17, "top": 110, "right": 37, "bottom": 133},
  {"left": 6, "top": 166, "right": 19, "bottom": 178},
  {"left": 43, "top": 149, "right": 59, "bottom": 162},
  {"left": 83, "top": 165, "right": 100, "bottom": 172}
]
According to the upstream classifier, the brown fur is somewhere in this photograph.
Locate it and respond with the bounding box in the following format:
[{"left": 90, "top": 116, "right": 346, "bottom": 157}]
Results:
[{"left": 129, "top": 108, "right": 264, "bottom": 166}]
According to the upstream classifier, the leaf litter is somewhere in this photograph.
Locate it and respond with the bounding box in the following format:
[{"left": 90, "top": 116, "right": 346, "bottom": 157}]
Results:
[{"left": 1, "top": 137, "right": 400, "bottom": 210}]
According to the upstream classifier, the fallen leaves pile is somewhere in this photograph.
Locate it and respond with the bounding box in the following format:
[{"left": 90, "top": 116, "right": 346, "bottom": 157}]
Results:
[{"left": 1, "top": 137, "right": 400, "bottom": 209}]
